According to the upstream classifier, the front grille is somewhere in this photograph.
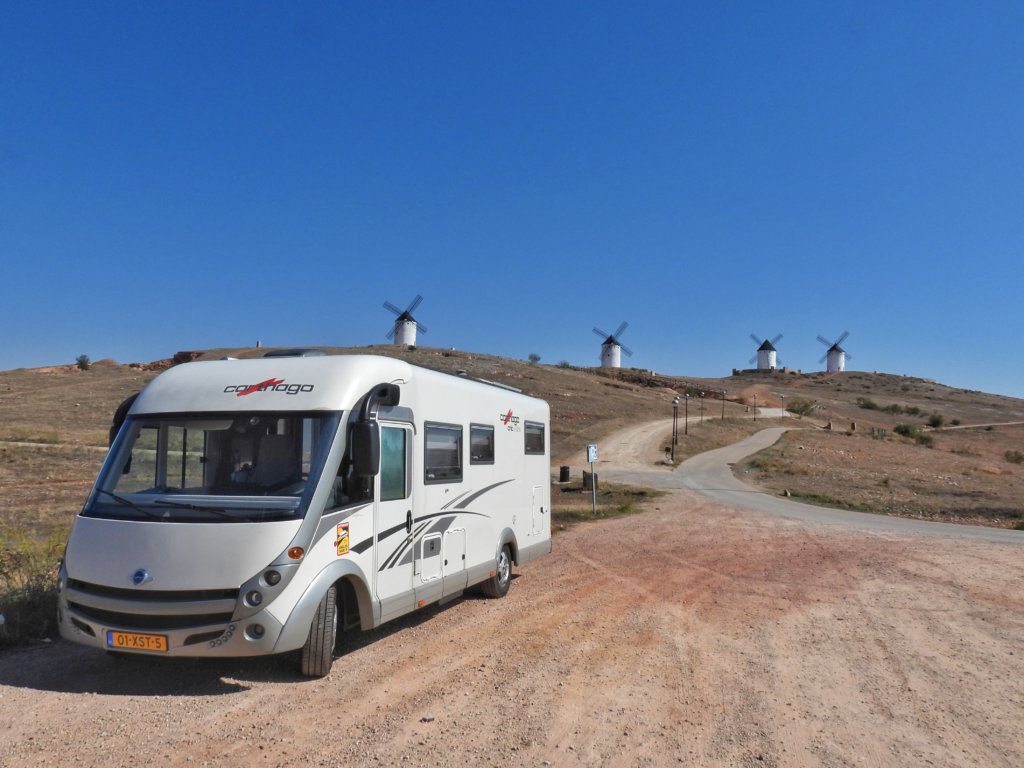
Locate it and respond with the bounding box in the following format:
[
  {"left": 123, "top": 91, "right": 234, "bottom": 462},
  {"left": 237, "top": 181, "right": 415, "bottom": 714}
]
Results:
[
  {"left": 68, "top": 602, "right": 233, "bottom": 630},
  {"left": 67, "top": 579, "right": 238, "bottom": 602}
]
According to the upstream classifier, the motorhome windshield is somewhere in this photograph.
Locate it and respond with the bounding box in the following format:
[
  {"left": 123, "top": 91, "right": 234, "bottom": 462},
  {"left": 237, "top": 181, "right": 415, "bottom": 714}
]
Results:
[{"left": 86, "top": 412, "right": 340, "bottom": 522}]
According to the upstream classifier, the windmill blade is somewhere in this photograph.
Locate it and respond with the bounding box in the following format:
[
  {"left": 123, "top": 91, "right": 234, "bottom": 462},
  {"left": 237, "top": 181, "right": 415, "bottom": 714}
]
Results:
[
  {"left": 749, "top": 355, "right": 758, "bottom": 365},
  {"left": 750, "top": 333, "right": 762, "bottom": 345},
  {"left": 844, "top": 352, "right": 852, "bottom": 361},
  {"left": 613, "top": 321, "right": 629, "bottom": 338},
  {"left": 386, "top": 325, "right": 396, "bottom": 340},
  {"left": 836, "top": 330, "right": 850, "bottom": 346},
  {"left": 383, "top": 300, "right": 403, "bottom": 316},
  {"left": 414, "top": 321, "right": 428, "bottom": 334},
  {"left": 771, "top": 333, "right": 783, "bottom": 345},
  {"left": 406, "top": 294, "right": 423, "bottom": 314},
  {"left": 816, "top": 334, "right": 832, "bottom": 347},
  {"left": 818, "top": 353, "right": 828, "bottom": 364},
  {"left": 620, "top": 344, "right": 634, "bottom": 357},
  {"left": 593, "top": 327, "right": 610, "bottom": 339}
]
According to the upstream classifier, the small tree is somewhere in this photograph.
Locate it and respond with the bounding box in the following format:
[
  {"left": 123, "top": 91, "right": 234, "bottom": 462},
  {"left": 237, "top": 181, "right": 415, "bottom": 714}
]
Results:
[
  {"left": 928, "top": 413, "right": 945, "bottom": 429},
  {"left": 75, "top": 354, "right": 91, "bottom": 371},
  {"left": 527, "top": 353, "right": 541, "bottom": 365}
]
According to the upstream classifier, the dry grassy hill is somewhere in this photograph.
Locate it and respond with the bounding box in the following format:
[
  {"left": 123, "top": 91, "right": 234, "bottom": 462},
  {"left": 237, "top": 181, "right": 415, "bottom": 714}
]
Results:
[{"left": 2, "top": 346, "right": 1023, "bottom": 538}]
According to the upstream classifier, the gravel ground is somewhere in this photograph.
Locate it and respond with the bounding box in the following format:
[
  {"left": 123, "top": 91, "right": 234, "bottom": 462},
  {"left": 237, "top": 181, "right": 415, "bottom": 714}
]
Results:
[{"left": 1, "top": 489, "right": 1022, "bottom": 767}]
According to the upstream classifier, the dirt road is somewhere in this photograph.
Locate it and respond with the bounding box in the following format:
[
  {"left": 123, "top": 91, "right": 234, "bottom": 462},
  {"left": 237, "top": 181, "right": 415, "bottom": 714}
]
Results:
[{"left": 3, "top": 430, "right": 1024, "bottom": 767}]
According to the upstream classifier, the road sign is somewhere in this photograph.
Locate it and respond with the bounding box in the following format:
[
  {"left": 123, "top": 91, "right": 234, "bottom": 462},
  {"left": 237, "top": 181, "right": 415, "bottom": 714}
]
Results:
[{"left": 586, "top": 444, "right": 598, "bottom": 463}]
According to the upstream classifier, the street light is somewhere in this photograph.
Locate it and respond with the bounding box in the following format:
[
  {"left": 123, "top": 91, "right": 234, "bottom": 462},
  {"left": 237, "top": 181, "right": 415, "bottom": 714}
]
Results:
[
  {"left": 753, "top": 393, "right": 757, "bottom": 422},
  {"left": 721, "top": 390, "right": 727, "bottom": 420},
  {"left": 671, "top": 396, "right": 680, "bottom": 462},
  {"left": 684, "top": 393, "right": 690, "bottom": 435},
  {"left": 699, "top": 391, "right": 705, "bottom": 424},
  {"left": 779, "top": 393, "right": 786, "bottom": 418}
]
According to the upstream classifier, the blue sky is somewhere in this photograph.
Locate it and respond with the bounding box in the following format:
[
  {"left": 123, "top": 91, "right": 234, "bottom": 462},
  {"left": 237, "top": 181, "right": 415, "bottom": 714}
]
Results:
[{"left": 2, "top": 2, "right": 1023, "bottom": 395}]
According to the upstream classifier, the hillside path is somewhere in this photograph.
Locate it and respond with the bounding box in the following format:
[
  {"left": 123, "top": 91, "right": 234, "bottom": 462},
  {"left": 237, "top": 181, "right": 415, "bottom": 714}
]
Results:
[{"left": 585, "top": 421, "right": 1024, "bottom": 545}]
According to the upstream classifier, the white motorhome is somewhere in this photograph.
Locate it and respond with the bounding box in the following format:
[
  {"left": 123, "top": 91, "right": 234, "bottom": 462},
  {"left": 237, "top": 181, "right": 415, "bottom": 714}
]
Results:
[{"left": 58, "top": 353, "right": 551, "bottom": 677}]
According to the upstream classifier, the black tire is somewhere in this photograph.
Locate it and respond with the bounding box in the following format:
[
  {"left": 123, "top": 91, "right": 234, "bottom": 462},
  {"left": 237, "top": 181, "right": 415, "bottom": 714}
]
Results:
[
  {"left": 300, "top": 585, "right": 337, "bottom": 678},
  {"left": 481, "top": 545, "right": 512, "bottom": 599}
]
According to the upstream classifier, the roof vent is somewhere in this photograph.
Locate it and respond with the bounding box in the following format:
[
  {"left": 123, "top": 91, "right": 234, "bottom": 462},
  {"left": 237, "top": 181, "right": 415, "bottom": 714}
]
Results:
[{"left": 262, "top": 348, "right": 327, "bottom": 358}]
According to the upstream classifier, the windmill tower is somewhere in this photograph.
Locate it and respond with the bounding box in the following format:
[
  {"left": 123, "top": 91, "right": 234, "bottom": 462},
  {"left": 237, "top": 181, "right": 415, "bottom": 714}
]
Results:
[
  {"left": 593, "top": 321, "right": 633, "bottom": 368},
  {"left": 383, "top": 295, "right": 427, "bottom": 346},
  {"left": 749, "top": 333, "right": 782, "bottom": 371},
  {"left": 817, "top": 331, "right": 851, "bottom": 372}
]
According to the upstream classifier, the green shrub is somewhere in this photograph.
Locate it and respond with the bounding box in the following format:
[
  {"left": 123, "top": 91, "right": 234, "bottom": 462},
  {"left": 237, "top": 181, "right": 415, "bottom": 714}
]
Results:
[
  {"left": 1005, "top": 450, "right": 1024, "bottom": 465},
  {"left": 894, "top": 423, "right": 915, "bottom": 437},
  {"left": 75, "top": 354, "right": 91, "bottom": 371},
  {"left": 787, "top": 399, "right": 817, "bottom": 418},
  {"left": 928, "top": 413, "right": 945, "bottom": 428},
  {"left": 904, "top": 406, "right": 922, "bottom": 416},
  {"left": 856, "top": 397, "right": 879, "bottom": 410},
  {"left": 527, "top": 353, "right": 541, "bottom": 364},
  {"left": 951, "top": 419, "right": 961, "bottom": 426},
  {"left": 883, "top": 403, "right": 904, "bottom": 414},
  {"left": 916, "top": 433, "right": 934, "bottom": 448}
]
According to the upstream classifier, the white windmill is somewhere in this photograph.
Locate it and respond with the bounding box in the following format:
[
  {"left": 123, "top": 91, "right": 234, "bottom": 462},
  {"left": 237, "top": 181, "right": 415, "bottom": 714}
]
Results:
[
  {"left": 817, "top": 331, "right": 851, "bottom": 372},
  {"left": 592, "top": 321, "right": 633, "bottom": 368},
  {"left": 383, "top": 295, "right": 427, "bottom": 346},
  {"left": 749, "top": 333, "right": 783, "bottom": 371}
]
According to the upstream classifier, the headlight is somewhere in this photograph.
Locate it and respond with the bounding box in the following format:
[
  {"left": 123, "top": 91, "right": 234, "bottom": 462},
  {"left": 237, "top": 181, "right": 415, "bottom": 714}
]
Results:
[{"left": 245, "top": 590, "right": 263, "bottom": 607}]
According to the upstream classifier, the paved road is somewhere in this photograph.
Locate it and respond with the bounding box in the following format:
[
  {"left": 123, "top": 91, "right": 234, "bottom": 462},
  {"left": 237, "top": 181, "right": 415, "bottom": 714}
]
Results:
[{"left": 598, "top": 423, "right": 1024, "bottom": 545}]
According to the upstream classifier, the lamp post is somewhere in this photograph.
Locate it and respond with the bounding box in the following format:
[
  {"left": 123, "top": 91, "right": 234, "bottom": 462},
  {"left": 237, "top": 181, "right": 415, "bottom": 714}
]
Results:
[
  {"left": 721, "top": 390, "right": 727, "bottom": 420},
  {"left": 753, "top": 393, "right": 757, "bottom": 422},
  {"left": 684, "top": 393, "right": 690, "bottom": 435},
  {"left": 699, "top": 391, "right": 705, "bottom": 424},
  {"left": 671, "top": 396, "right": 680, "bottom": 462},
  {"left": 780, "top": 394, "right": 786, "bottom": 418}
]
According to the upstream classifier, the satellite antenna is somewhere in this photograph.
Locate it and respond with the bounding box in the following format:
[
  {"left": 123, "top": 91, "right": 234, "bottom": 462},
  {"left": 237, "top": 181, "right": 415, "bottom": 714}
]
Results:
[
  {"left": 748, "top": 333, "right": 783, "bottom": 370},
  {"left": 817, "top": 331, "right": 851, "bottom": 372},
  {"left": 384, "top": 295, "right": 428, "bottom": 346},
  {"left": 593, "top": 321, "right": 633, "bottom": 368}
]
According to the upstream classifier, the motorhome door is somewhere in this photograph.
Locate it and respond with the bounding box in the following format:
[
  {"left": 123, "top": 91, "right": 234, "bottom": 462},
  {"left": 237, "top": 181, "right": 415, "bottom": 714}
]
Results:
[{"left": 375, "top": 424, "right": 415, "bottom": 619}]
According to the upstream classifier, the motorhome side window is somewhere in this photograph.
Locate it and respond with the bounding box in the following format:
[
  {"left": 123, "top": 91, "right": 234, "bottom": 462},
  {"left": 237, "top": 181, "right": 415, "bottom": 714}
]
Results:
[
  {"left": 380, "top": 426, "right": 408, "bottom": 501},
  {"left": 470, "top": 424, "right": 495, "bottom": 464},
  {"left": 425, "top": 422, "right": 462, "bottom": 483},
  {"left": 524, "top": 421, "right": 545, "bottom": 455}
]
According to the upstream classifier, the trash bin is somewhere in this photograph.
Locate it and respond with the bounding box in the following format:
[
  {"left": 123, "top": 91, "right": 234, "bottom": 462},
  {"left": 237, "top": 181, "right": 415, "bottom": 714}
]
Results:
[{"left": 559, "top": 466, "right": 570, "bottom": 483}]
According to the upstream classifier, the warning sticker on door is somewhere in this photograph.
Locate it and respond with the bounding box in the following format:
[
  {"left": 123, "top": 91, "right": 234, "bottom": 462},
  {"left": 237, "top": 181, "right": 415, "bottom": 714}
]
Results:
[{"left": 336, "top": 523, "right": 350, "bottom": 556}]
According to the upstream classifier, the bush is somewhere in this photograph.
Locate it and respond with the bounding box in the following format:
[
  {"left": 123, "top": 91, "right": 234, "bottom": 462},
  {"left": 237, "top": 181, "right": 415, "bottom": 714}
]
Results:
[
  {"left": 894, "top": 423, "right": 934, "bottom": 447},
  {"left": 0, "top": 532, "right": 64, "bottom": 647},
  {"left": 904, "top": 406, "right": 922, "bottom": 416},
  {"left": 856, "top": 397, "right": 879, "bottom": 410},
  {"left": 928, "top": 413, "right": 945, "bottom": 428},
  {"left": 1005, "top": 450, "right": 1024, "bottom": 465},
  {"left": 786, "top": 399, "right": 816, "bottom": 418},
  {"left": 951, "top": 419, "right": 961, "bottom": 426},
  {"left": 557, "top": 360, "right": 572, "bottom": 368},
  {"left": 883, "top": 403, "right": 904, "bottom": 414},
  {"left": 75, "top": 354, "right": 91, "bottom": 371},
  {"left": 527, "top": 353, "right": 541, "bottom": 364}
]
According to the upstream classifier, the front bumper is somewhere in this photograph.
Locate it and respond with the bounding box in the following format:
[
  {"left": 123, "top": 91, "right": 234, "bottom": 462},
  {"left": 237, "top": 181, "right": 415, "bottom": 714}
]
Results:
[{"left": 57, "top": 582, "right": 286, "bottom": 658}]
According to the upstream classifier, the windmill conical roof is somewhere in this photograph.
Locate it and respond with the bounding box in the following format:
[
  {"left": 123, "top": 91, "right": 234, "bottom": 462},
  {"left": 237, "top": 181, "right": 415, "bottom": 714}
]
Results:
[{"left": 757, "top": 339, "right": 776, "bottom": 352}]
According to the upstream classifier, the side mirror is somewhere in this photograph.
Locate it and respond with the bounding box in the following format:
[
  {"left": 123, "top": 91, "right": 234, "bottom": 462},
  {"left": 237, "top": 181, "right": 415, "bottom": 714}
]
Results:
[{"left": 351, "top": 420, "right": 380, "bottom": 477}]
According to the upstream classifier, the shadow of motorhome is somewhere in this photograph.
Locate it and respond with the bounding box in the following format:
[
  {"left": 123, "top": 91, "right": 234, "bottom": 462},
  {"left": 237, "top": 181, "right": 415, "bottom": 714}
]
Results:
[{"left": 0, "top": 579, "right": 521, "bottom": 694}]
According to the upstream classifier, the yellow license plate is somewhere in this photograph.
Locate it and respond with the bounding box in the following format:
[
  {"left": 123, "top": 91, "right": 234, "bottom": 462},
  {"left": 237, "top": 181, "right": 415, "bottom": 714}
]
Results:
[{"left": 105, "top": 630, "right": 168, "bottom": 652}]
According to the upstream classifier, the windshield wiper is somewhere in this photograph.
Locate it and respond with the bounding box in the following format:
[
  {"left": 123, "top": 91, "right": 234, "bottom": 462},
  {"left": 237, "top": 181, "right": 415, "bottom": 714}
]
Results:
[
  {"left": 95, "top": 489, "right": 166, "bottom": 520},
  {"left": 152, "top": 498, "right": 258, "bottom": 522}
]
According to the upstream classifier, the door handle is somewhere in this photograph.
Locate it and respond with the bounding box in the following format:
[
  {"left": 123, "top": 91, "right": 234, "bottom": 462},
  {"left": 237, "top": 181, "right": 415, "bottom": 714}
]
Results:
[{"left": 406, "top": 510, "right": 413, "bottom": 534}]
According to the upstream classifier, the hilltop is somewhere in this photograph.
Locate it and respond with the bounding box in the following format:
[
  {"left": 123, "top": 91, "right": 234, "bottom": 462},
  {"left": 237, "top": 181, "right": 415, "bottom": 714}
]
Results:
[{"left": 1, "top": 345, "right": 1023, "bottom": 534}]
